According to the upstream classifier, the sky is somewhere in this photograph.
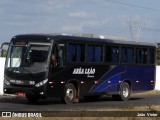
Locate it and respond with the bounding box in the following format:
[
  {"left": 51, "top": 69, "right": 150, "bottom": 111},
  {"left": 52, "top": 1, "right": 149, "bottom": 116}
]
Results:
[{"left": 0, "top": 0, "right": 160, "bottom": 44}]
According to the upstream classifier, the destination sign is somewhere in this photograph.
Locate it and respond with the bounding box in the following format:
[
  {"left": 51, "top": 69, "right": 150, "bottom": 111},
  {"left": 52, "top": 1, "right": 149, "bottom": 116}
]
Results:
[{"left": 13, "top": 41, "right": 27, "bottom": 45}]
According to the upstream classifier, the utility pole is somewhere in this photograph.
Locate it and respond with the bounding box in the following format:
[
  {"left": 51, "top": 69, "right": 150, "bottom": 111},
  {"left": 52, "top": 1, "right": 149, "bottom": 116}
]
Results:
[{"left": 129, "top": 16, "right": 143, "bottom": 42}]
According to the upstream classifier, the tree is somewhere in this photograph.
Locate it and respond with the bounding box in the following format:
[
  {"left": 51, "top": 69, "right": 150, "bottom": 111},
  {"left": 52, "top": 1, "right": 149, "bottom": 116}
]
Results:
[{"left": 156, "top": 43, "right": 160, "bottom": 65}]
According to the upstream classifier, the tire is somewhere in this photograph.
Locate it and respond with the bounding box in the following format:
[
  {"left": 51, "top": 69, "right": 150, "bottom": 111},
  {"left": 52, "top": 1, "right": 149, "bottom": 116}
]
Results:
[
  {"left": 112, "top": 82, "right": 131, "bottom": 101},
  {"left": 63, "top": 83, "right": 77, "bottom": 104},
  {"left": 26, "top": 94, "right": 39, "bottom": 104}
]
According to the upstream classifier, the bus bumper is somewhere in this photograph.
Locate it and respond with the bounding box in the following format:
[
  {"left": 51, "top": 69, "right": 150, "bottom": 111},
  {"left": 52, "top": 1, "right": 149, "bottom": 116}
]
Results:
[{"left": 3, "top": 85, "right": 47, "bottom": 97}]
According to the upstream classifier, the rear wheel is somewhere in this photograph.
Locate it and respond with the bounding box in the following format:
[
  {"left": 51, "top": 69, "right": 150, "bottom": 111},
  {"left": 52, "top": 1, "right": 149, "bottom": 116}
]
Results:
[
  {"left": 112, "top": 82, "right": 131, "bottom": 101},
  {"left": 62, "top": 83, "right": 77, "bottom": 104},
  {"left": 26, "top": 94, "right": 39, "bottom": 104}
]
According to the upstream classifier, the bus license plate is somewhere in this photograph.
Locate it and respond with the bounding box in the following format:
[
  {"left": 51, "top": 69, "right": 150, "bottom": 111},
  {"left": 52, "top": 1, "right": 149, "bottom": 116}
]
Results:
[{"left": 17, "top": 92, "right": 25, "bottom": 96}]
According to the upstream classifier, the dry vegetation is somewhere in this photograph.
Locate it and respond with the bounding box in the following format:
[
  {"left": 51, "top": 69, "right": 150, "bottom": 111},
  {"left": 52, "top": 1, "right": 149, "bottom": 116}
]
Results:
[{"left": 132, "top": 90, "right": 160, "bottom": 96}]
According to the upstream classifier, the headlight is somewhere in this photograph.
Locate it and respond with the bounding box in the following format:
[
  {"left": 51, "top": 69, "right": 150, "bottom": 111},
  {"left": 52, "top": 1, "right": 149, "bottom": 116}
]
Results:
[
  {"left": 35, "top": 79, "right": 48, "bottom": 87},
  {"left": 4, "top": 78, "right": 10, "bottom": 85}
]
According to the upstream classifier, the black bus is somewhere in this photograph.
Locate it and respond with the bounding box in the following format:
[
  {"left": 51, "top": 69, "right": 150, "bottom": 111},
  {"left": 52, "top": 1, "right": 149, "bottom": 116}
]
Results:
[{"left": 3, "top": 34, "right": 156, "bottom": 104}]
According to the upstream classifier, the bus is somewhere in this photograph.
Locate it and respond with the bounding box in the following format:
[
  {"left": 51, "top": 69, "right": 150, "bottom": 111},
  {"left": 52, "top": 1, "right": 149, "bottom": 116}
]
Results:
[{"left": 3, "top": 34, "right": 156, "bottom": 104}]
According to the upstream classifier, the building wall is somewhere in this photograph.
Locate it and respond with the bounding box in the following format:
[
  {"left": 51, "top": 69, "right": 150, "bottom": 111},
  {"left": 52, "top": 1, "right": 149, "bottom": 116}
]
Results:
[
  {"left": 155, "top": 66, "right": 160, "bottom": 90},
  {"left": 0, "top": 57, "right": 5, "bottom": 95}
]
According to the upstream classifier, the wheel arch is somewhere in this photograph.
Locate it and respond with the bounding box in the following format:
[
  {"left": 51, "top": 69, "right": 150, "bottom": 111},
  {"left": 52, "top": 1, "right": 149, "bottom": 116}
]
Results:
[
  {"left": 121, "top": 79, "right": 132, "bottom": 91},
  {"left": 118, "top": 79, "right": 132, "bottom": 95}
]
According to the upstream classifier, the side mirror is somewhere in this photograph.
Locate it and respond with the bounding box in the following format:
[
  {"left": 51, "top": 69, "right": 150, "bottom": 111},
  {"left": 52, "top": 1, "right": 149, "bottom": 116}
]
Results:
[{"left": 0, "top": 42, "right": 9, "bottom": 57}]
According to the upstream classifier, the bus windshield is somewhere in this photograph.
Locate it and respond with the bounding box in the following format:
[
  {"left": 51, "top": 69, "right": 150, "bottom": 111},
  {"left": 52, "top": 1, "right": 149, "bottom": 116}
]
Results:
[{"left": 5, "top": 44, "right": 50, "bottom": 73}]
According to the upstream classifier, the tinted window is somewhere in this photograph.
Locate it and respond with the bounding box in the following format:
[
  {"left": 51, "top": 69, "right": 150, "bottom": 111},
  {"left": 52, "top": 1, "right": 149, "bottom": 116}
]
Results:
[
  {"left": 87, "top": 45, "right": 103, "bottom": 63},
  {"left": 121, "top": 47, "right": 134, "bottom": 64},
  {"left": 87, "top": 45, "right": 94, "bottom": 62},
  {"left": 112, "top": 46, "right": 119, "bottom": 63},
  {"left": 68, "top": 43, "right": 85, "bottom": 62},
  {"left": 148, "top": 48, "right": 155, "bottom": 64},
  {"left": 68, "top": 43, "right": 76, "bottom": 62},
  {"left": 136, "top": 48, "right": 148, "bottom": 64},
  {"left": 58, "top": 46, "right": 65, "bottom": 67},
  {"left": 95, "top": 46, "right": 103, "bottom": 62},
  {"left": 121, "top": 47, "right": 127, "bottom": 63},
  {"left": 105, "top": 46, "right": 112, "bottom": 63},
  {"left": 127, "top": 48, "right": 134, "bottom": 64},
  {"left": 105, "top": 46, "right": 119, "bottom": 63},
  {"left": 77, "top": 44, "right": 85, "bottom": 62}
]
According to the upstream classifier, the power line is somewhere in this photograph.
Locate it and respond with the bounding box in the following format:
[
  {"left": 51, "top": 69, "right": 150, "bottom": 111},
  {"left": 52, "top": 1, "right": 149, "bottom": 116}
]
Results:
[
  {"left": 128, "top": 17, "right": 143, "bottom": 42},
  {"left": 105, "top": 0, "right": 160, "bottom": 12}
]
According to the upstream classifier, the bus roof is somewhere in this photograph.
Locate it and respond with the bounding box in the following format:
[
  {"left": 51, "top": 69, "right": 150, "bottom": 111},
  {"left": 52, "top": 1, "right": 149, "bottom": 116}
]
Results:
[{"left": 13, "top": 34, "right": 155, "bottom": 47}]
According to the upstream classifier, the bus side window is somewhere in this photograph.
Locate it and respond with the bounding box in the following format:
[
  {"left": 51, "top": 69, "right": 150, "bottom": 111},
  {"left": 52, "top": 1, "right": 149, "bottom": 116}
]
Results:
[
  {"left": 127, "top": 48, "right": 134, "bottom": 64},
  {"left": 95, "top": 46, "right": 103, "bottom": 62},
  {"left": 58, "top": 46, "right": 65, "bottom": 67},
  {"left": 105, "top": 46, "right": 112, "bottom": 63},
  {"left": 148, "top": 48, "right": 155, "bottom": 64},
  {"left": 68, "top": 43, "right": 85, "bottom": 63},
  {"left": 87, "top": 45, "right": 94, "bottom": 62},
  {"left": 121, "top": 47, "right": 127, "bottom": 63},
  {"left": 136, "top": 48, "right": 148, "bottom": 64},
  {"left": 112, "top": 46, "right": 119, "bottom": 63},
  {"left": 68, "top": 43, "right": 76, "bottom": 62},
  {"left": 87, "top": 45, "right": 103, "bottom": 63},
  {"left": 52, "top": 45, "right": 65, "bottom": 68},
  {"left": 51, "top": 48, "right": 58, "bottom": 67},
  {"left": 142, "top": 48, "right": 148, "bottom": 64},
  {"left": 77, "top": 44, "right": 85, "bottom": 62},
  {"left": 136, "top": 48, "right": 141, "bottom": 64}
]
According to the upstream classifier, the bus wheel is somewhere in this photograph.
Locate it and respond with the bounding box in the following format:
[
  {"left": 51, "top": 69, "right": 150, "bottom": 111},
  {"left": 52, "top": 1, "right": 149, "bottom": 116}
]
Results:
[
  {"left": 63, "top": 83, "right": 77, "bottom": 104},
  {"left": 26, "top": 94, "right": 39, "bottom": 104},
  {"left": 112, "top": 82, "right": 131, "bottom": 101}
]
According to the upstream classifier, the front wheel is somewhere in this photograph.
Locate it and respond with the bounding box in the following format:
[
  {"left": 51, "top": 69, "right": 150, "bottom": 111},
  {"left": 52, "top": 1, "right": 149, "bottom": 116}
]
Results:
[
  {"left": 112, "top": 82, "right": 131, "bottom": 101},
  {"left": 62, "top": 83, "right": 77, "bottom": 104}
]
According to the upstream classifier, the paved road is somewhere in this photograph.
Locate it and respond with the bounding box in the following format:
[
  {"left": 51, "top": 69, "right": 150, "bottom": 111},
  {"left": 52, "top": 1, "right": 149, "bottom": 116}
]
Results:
[{"left": 0, "top": 94, "right": 160, "bottom": 111}]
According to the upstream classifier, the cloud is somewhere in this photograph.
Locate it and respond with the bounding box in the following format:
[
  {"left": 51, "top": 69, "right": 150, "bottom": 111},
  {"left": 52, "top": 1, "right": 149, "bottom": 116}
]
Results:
[
  {"left": 61, "top": 24, "right": 83, "bottom": 33},
  {"left": 45, "top": 0, "right": 75, "bottom": 12},
  {"left": 68, "top": 11, "right": 89, "bottom": 19},
  {"left": 61, "top": 18, "right": 110, "bottom": 33},
  {"left": 0, "top": 0, "right": 160, "bottom": 44}
]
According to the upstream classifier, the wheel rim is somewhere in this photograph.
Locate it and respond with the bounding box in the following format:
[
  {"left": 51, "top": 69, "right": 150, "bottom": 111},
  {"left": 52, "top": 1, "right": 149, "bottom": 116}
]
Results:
[
  {"left": 66, "top": 88, "right": 74, "bottom": 100},
  {"left": 123, "top": 86, "right": 129, "bottom": 98}
]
